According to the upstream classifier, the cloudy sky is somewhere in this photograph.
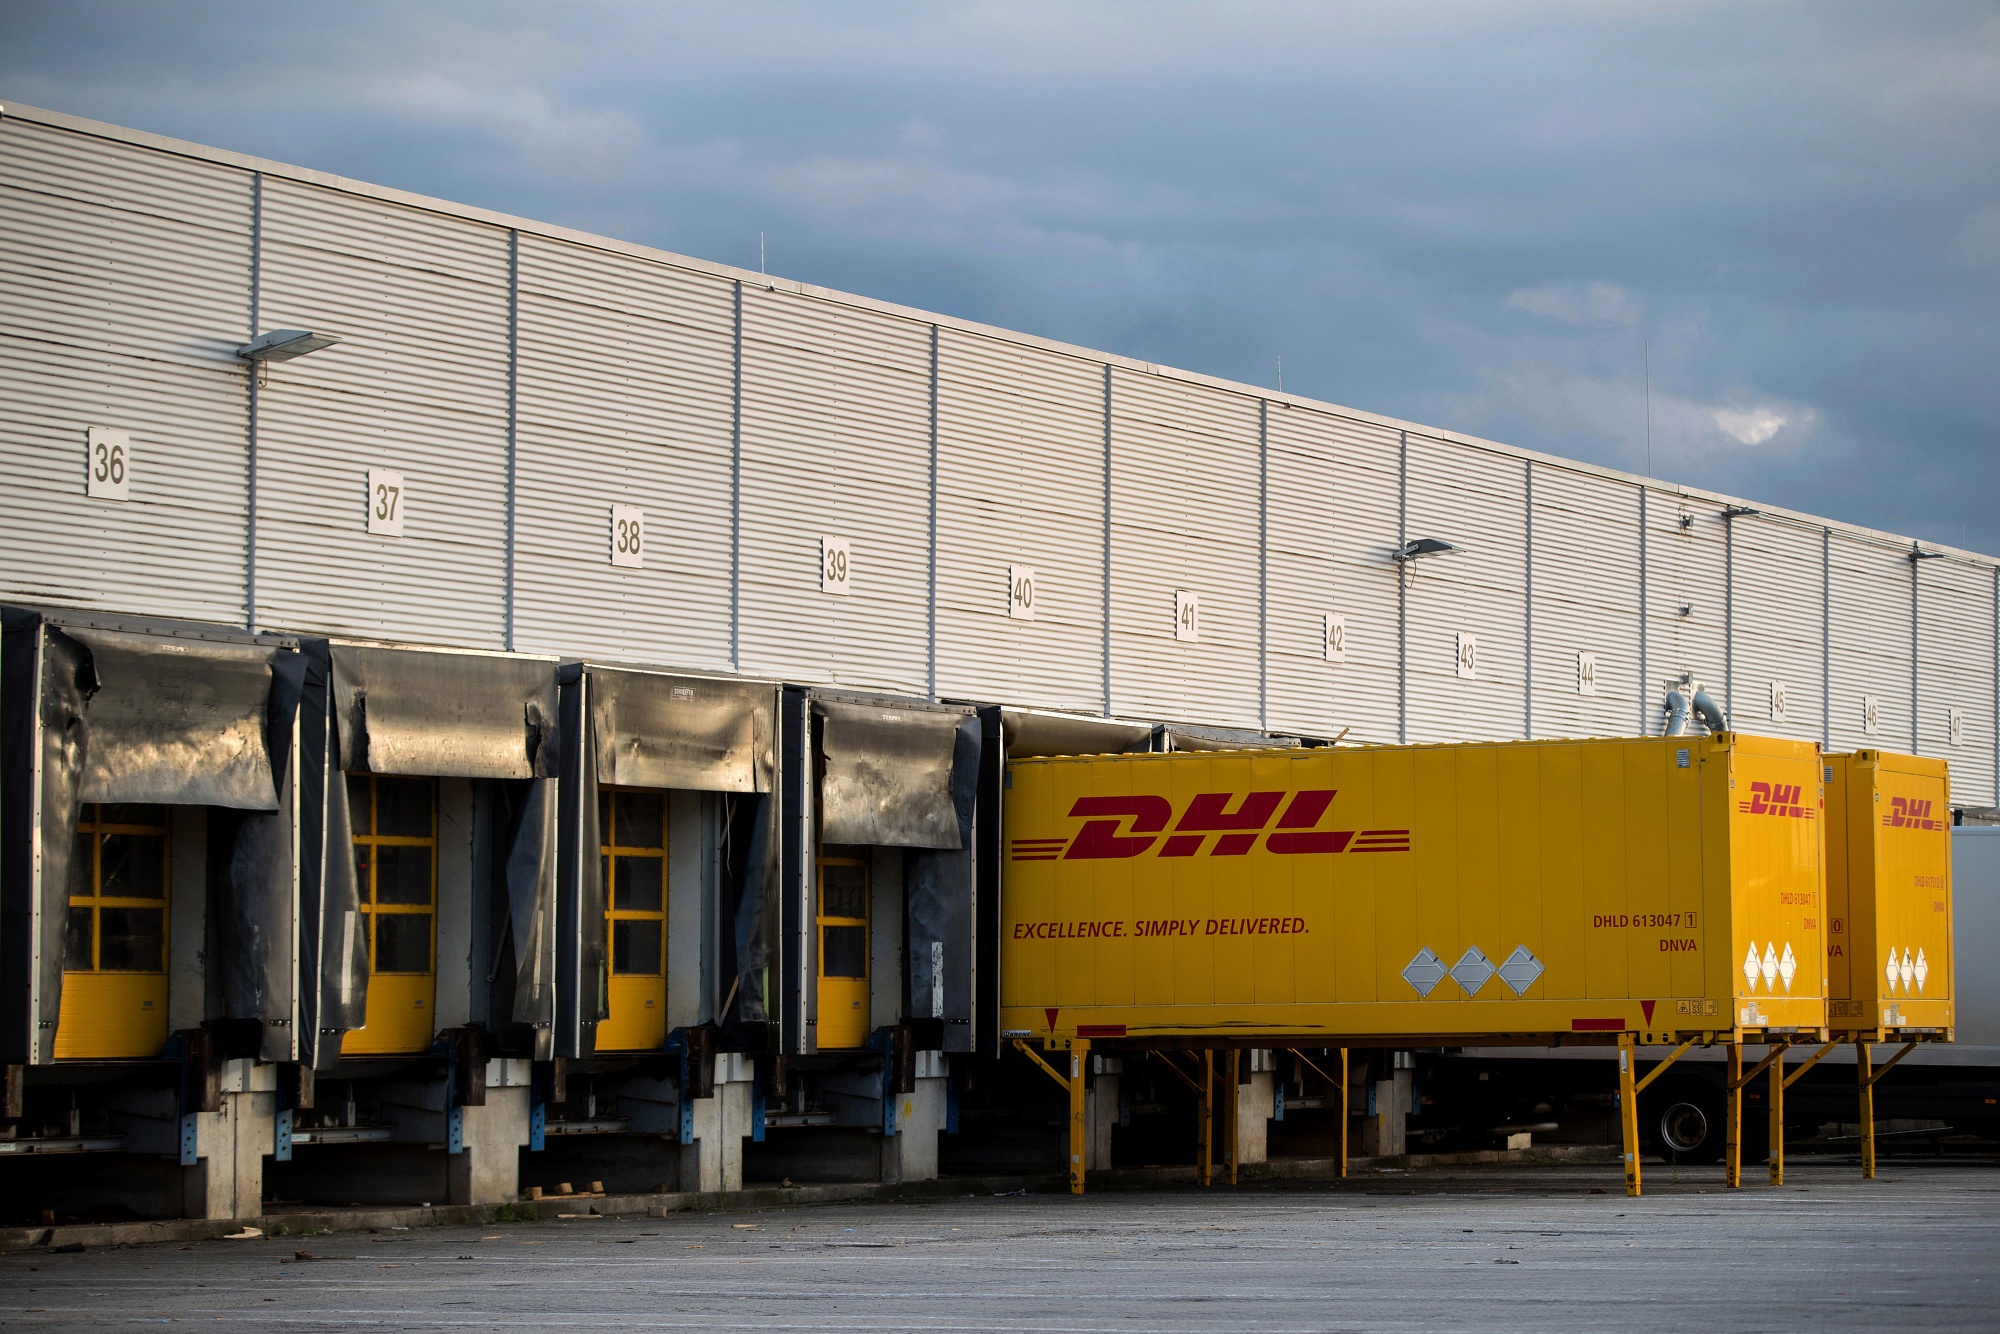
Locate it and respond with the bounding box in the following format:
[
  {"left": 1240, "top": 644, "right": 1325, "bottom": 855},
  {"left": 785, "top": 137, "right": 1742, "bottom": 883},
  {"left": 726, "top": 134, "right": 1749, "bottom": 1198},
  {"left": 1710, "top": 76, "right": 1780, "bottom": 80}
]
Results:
[{"left": 6, "top": 2, "right": 1997, "bottom": 552}]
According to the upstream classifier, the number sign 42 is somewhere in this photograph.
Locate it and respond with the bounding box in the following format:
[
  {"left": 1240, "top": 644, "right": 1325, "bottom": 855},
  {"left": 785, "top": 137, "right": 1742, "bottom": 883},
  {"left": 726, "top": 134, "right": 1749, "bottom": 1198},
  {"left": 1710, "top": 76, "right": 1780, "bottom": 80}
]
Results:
[
  {"left": 86, "top": 426, "right": 131, "bottom": 501},
  {"left": 367, "top": 468, "right": 405, "bottom": 537}
]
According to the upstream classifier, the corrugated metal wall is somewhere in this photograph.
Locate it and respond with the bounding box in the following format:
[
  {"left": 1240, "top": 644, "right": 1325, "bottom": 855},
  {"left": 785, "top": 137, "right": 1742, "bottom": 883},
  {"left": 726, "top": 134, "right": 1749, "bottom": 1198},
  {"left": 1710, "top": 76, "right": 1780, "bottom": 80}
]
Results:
[
  {"left": 0, "top": 118, "right": 251, "bottom": 624},
  {"left": 1917, "top": 559, "right": 1996, "bottom": 806},
  {"left": 511, "top": 235, "right": 735, "bottom": 668},
  {"left": 3, "top": 106, "right": 1997, "bottom": 806},
  {"left": 253, "top": 178, "right": 512, "bottom": 647},
  {"left": 1264, "top": 404, "right": 1401, "bottom": 742},
  {"left": 1404, "top": 436, "right": 1526, "bottom": 743},
  {"left": 1828, "top": 533, "right": 1911, "bottom": 755},
  {"left": 737, "top": 286, "right": 931, "bottom": 694},
  {"left": 1644, "top": 493, "right": 1728, "bottom": 723},
  {"left": 1530, "top": 467, "right": 1641, "bottom": 741},
  {"left": 1106, "top": 370, "right": 1261, "bottom": 728},
  {"left": 934, "top": 329, "right": 1104, "bottom": 712},
  {"left": 1728, "top": 518, "right": 1824, "bottom": 745}
]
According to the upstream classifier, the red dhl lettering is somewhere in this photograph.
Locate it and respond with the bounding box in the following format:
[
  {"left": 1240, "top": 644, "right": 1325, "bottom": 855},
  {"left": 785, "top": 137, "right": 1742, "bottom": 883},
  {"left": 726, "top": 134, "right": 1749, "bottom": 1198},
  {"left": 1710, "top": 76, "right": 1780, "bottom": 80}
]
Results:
[
  {"left": 1016, "top": 917, "right": 1311, "bottom": 940},
  {"left": 1028, "top": 791, "right": 1413, "bottom": 861},
  {"left": 1739, "top": 780, "right": 1814, "bottom": 819},
  {"left": 1883, "top": 796, "right": 1946, "bottom": 831}
]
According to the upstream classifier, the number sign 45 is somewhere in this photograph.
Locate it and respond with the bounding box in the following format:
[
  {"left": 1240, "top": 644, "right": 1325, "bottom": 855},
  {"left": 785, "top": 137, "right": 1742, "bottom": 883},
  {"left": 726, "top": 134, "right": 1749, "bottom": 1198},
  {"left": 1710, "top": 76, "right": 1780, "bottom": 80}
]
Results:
[
  {"left": 367, "top": 468, "right": 405, "bottom": 537},
  {"left": 86, "top": 426, "right": 131, "bottom": 501}
]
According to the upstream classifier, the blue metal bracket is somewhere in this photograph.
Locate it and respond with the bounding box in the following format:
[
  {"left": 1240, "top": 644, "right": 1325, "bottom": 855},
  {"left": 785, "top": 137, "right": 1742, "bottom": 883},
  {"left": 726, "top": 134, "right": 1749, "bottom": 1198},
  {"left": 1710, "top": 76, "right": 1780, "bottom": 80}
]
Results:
[
  {"left": 528, "top": 1101, "right": 546, "bottom": 1152},
  {"left": 664, "top": 1031, "right": 696, "bottom": 1145},
  {"left": 274, "top": 1108, "right": 294, "bottom": 1161},
  {"left": 750, "top": 1079, "right": 766, "bottom": 1143},
  {"left": 1274, "top": 1084, "right": 1286, "bottom": 1122},
  {"left": 446, "top": 1105, "right": 464, "bottom": 1154},
  {"left": 178, "top": 1113, "right": 199, "bottom": 1167},
  {"left": 868, "top": 1029, "right": 899, "bottom": 1137}
]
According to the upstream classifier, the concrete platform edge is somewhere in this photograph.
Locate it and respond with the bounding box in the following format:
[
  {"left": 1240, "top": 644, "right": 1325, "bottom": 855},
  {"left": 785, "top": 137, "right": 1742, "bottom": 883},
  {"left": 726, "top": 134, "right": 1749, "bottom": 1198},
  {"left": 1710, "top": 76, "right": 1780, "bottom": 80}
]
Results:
[{"left": 0, "top": 1147, "right": 1619, "bottom": 1252}]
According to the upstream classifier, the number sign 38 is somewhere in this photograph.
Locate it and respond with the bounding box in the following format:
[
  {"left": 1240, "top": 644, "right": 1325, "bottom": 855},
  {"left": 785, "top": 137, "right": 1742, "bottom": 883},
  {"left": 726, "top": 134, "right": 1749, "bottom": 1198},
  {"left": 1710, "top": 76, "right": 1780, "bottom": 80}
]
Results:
[
  {"left": 367, "top": 468, "right": 405, "bottom": 536},
  {"left": 610, "top": 504, "right": 645, "bottom": 569},
  {"left": 86, "top": 426, "right": 131, "bottom": 501}
]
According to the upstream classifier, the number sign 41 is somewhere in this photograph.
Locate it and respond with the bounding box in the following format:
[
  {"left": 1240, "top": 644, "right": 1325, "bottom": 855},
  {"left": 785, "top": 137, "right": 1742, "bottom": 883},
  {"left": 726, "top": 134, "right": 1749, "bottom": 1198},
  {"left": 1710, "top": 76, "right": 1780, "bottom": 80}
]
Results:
[
  {"left": 86, "top": 426, "right": 131, "bottom": 501},
  {"left": 367, "top": 468, "right": 405, "bottom": 536}
]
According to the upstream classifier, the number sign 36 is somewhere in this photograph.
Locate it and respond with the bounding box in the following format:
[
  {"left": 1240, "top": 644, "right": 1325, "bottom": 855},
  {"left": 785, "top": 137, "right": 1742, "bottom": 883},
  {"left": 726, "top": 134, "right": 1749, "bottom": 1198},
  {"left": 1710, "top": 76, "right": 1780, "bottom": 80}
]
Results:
[
  {"left": 367, "top": 468, "right": 405, "bottom": 536},
  {"left": 86, "top": 426, "right": 131, "bottom": 501}
]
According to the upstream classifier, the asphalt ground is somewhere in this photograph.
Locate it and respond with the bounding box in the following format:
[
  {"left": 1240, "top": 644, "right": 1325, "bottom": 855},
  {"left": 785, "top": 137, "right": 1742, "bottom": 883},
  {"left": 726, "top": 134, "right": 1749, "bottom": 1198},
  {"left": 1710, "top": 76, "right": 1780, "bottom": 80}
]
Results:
[{"left": 2, "top": 1161, "right": 1995, "bottom": 1332}]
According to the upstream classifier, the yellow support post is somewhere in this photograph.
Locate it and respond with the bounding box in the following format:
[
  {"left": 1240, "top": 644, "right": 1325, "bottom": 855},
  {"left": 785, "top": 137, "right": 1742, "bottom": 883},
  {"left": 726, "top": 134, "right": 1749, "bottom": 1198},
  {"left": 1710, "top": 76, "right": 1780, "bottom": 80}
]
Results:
[
  {"left": 1198, "top": 1049, "right": 1214, "bottom": 1188},
  {"left": 1338, "top": 1048, "right": 1349, "bottom": 1180},
  {"left": 1225, "top": 1049, "right": 1240, "bottom": 1186},
  {"left": 1069, "top": 1038, "right": 1090, "bottom": 1196},
  {"left": 1618, "top": 1033, "right": 1642, "bottom": 1197},
  {"left": 1858, "top": 1039, "right": 1875, "bottom": 1180},
  {"left": 1768, "top": 1043, "right": 1786, "bottom": 1187},
  {"left": 1725, "top": 1044, "right": 1741, "bottom": 1189}
]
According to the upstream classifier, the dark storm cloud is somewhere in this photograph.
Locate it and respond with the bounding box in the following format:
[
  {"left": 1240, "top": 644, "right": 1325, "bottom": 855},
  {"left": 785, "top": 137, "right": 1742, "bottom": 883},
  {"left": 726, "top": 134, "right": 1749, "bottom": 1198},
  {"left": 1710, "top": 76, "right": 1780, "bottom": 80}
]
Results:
[{"left": 5, "top": 1, "right": 1996, "bottom": 550}]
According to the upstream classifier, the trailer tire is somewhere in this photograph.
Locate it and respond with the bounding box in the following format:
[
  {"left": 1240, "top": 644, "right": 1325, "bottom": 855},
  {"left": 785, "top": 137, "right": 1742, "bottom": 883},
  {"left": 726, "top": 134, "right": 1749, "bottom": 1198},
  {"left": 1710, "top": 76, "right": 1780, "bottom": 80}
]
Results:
[{"left": 1644, "top": 1079, "right": 1725, "bottom": 1165}]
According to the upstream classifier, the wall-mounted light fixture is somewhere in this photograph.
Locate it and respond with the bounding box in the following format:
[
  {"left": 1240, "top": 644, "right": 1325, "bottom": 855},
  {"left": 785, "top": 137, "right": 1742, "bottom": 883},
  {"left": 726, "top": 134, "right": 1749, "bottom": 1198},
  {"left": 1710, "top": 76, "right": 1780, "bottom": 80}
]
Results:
[
  {"left": 1721, "top": 505, "right": 1762, "bottom": 521},
  {"left": 1395, "top": 537, "right": 1465, "bottom": 562},
  {"left": 1909, "top": 541, "right": 1945, "bottom": 563},
  {"left": 237, "top": 329, "right": 342, "bottom": 362}
]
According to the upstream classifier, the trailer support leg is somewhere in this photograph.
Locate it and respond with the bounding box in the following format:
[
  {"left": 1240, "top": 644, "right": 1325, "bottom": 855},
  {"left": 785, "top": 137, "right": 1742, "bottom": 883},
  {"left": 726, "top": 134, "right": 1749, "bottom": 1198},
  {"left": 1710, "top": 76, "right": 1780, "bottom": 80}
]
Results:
[
  {"left": 1768, "top": 1044, "right": 1785, "bottom": 1187},
  {"left": 1225, "top": 1049, "right": 1240, "bottom": 1186},
  {"left": 1725, "top": 1045, "right": 1741, "bottom": 1190},
  {"left": 1857, "top": 1039, "right": 1874, "bottom": 1180},
  {"left": 1199, "top": 1050, "right": 1214, "bottom": 1188},
  {"left": 1069, "top": 1039, "right": 1090, "bottom": 1196},
  {"left": 1618, "top": 1033, "right": 1642, "bottom": 1197},
  {"left": 1012, "top": 1038, "right": 1090, "bottom": 1196},
  {"left": 1338, "top": 1049, "right": 1349, "bottom": 1180}
]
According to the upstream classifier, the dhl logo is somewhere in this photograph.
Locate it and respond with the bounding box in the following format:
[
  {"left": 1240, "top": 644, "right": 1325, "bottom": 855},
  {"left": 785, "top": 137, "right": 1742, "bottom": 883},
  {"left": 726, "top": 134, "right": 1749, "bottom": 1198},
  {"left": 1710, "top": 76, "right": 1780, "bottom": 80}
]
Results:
[
  {"left": 1010, "top": 790, "right": 1410, "bottom": 862},
  {"left": 1738, "top": 780, "right": 1814, "bottom": 820},
  {"left": 1883, "top": 796, "right": 1946, "bottom": 832}
]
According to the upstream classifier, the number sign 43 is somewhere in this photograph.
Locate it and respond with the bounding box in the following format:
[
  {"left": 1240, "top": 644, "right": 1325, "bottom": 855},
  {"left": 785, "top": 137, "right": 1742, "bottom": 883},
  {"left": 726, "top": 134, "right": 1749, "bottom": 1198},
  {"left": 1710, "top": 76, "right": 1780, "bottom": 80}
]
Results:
[
  {"left": 86, "top": 426, "right": 131, "bottom": 501},
  {"left": 367, "top": 468, "right": 405, "bottom": 537}
]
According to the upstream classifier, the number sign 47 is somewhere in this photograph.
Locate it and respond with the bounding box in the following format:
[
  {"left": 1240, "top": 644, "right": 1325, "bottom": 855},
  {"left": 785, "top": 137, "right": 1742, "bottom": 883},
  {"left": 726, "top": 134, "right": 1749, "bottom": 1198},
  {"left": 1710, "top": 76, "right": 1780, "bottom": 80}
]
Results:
[{"left": 367, "top": 468, "right": 405, "bottom": 536}]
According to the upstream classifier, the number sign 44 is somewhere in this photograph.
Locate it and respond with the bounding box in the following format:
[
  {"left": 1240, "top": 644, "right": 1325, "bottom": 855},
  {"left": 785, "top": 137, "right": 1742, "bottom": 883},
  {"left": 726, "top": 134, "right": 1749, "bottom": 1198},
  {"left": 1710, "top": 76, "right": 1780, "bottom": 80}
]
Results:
[
  {"left": 367, "top": 468, "right": 405, "bottom": 537},
  {"left": 86, "top": 426, "right": 131, "bottom": 501}
]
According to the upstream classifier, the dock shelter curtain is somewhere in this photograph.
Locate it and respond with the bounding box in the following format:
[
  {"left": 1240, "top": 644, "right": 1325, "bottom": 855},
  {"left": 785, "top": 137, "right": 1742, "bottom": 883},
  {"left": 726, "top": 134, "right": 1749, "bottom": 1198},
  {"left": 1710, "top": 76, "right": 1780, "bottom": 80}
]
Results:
[
  {"left": 322, "top": 643, "right": 563, "bottom": 1050},
  {"left": 1, "top": 612, "right": 296, "bottom": 1064}
]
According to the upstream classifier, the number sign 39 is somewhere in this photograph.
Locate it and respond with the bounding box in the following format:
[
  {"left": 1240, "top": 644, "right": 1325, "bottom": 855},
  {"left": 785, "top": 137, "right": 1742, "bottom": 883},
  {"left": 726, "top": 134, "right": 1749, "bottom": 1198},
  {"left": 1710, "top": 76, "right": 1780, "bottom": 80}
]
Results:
[
  {"left": 821, "top": 537, "right": 851, "bottom": 596},
  {"left": 610, "top": 504, "right": 645, "bottom": 569},
  {"left": 367, "top": 468, "right": 405, "bottom": 537},
  {"left": 86, "top": 426, "right": 131, "bottom": 501}
]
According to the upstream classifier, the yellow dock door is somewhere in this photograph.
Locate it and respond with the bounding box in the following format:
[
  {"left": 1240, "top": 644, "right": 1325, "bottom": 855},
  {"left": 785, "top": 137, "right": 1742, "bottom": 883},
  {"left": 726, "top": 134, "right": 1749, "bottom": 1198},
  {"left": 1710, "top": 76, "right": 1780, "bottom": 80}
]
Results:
[
  {"left": 596, "top": 788, "right": 668, "bottom": 1051},
  {"left": 54, "top": 804, "right": 170, "bottom": 1059},
  {"left": 816, "top": 846, "right": 870, "bottom": 1048},
  {"left": 344, "top": 775, "right": 439, "bottom": 1055}
]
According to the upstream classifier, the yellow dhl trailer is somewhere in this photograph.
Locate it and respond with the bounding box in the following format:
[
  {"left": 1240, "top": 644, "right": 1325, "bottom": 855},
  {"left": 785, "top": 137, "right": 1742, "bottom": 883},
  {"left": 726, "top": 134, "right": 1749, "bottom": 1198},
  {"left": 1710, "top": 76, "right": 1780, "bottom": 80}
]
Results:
[
  {"left": 1824, "top": 749, "right": 1956, "bottom": 1177},
  {"left": 1825, "top": 751, "right": 1954, "bottom": 1040},
  {"left": 1002, "top": 733, "right": 1828, "bottom": 1047}
]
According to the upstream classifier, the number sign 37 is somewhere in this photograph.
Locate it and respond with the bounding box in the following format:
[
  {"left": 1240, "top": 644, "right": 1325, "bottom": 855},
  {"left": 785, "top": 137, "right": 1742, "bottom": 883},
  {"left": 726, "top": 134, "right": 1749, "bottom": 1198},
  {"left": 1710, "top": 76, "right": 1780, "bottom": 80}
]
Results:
[{"left": 367, "top": 468, "right": 405, "bottom": 536}]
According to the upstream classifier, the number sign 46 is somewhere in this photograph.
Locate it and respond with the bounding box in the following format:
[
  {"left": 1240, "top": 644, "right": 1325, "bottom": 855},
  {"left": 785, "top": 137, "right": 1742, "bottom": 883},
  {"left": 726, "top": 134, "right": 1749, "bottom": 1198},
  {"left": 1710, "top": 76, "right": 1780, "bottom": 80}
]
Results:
[
  {"left": 86, "top": 426, "right": 131, "bottom": 501},
  {"left": 367, "top": 468, "right": 405, "bottom": 536}
]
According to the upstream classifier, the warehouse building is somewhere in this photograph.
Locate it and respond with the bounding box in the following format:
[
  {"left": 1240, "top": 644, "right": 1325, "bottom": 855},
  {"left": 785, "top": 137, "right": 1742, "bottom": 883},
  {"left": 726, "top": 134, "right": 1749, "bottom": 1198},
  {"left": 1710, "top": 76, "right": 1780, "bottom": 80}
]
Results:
[{"left": 1, "top": 102, "right": 1995, "bottom": 1223}]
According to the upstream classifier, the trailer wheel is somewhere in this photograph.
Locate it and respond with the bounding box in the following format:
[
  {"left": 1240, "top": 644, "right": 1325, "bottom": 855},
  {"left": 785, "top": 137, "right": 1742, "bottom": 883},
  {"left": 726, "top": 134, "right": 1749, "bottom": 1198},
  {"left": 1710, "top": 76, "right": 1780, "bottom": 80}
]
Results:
[{"left": 1645, "top": 1080, "right": 1725, "bottom": 1165}]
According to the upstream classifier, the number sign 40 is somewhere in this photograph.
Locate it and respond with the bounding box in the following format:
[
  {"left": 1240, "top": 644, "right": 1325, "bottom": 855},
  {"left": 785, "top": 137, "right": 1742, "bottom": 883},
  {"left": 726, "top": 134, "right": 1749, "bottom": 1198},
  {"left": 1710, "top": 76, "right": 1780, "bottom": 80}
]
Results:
[{"left": 367, "top": 468, "right": 405, "bottom": 536}]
